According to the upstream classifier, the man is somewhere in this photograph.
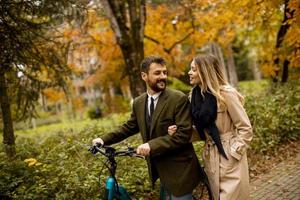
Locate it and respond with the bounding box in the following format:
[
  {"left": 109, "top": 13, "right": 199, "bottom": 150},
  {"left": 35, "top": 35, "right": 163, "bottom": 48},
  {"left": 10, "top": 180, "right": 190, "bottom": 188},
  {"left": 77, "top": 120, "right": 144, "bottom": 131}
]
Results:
[{"left": 92, "top": 56, "right": 202, "bottom": 199}]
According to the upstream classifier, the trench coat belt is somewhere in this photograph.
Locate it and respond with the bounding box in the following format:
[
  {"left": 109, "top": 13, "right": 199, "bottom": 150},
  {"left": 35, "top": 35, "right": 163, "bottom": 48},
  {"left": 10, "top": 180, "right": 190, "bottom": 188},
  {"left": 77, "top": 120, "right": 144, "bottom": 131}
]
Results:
[{"left": 205, "top": 131, "right": 234, "bottom": 174}]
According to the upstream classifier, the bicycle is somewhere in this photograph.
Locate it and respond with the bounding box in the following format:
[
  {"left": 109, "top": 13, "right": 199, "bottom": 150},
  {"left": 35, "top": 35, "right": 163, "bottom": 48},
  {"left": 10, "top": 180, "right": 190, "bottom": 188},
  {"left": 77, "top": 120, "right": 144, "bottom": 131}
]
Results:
[
  {"left": 89, "top": 145, "right": 144, "bottom": 200},
  {"left": 89, "top": 145, "right": 212, "bottom": 200}
]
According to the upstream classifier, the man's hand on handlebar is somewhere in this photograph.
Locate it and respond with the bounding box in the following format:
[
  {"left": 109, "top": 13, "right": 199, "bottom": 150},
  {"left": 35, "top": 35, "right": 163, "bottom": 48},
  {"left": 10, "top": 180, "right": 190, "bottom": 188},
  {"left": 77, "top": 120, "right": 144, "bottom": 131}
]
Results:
[
  {"left": 92, "top": 138, "right": 104, "bottom": 147},
  {"left": 92, "top": 138, "right": 150, "bottom": 156},
  {"left": 136, "top": 143, "right": 150, "bottom": 156}
]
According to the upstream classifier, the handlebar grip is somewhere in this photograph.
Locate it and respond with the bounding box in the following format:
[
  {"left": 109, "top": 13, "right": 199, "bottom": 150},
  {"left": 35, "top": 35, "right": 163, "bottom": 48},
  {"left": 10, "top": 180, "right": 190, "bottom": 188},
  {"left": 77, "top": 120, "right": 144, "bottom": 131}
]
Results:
[{"left": 88, "top": 146, "right": 99, "bottom": 155}]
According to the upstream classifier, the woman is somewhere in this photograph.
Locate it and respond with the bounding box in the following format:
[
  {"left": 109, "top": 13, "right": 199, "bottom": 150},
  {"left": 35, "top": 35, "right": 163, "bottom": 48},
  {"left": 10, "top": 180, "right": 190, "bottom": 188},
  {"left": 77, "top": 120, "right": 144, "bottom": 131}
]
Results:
[{"left": 168, "top": 54, "right": 253, "bottom": 200}]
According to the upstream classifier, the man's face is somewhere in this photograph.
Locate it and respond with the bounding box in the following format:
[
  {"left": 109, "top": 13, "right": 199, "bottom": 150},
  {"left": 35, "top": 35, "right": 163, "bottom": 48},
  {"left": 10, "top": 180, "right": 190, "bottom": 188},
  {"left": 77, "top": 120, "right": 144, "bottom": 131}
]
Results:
[{"left": 142, "top": 63, "right": 167, "bottom": 93}]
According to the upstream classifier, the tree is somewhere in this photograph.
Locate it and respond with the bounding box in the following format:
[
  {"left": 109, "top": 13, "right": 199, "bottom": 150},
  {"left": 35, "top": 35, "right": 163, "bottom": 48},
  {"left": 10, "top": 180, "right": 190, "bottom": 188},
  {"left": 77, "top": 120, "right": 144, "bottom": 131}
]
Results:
[
  {"left": 63, "top": 0, "right": 299, "bottom": 100},
  {"left": 100, "top": 0, "right": 146, "bottom": 98},
  {"left": 273, "top": 0, "right": 297, "bottom": 82},
  {"left": 0, "top": 0, "right": 86, "bottom": 158},
  {"left": 223, "top": 0, "right": 299, "bottom": 82},
  {"left": 144, "top": 1, "right": 240, "bottom": 85},
  {"left": 61, "top": 9, "right": 131, "bottom": 114},
  {"left": 226, "top": 44, "right": 239, "bottom": 88}
]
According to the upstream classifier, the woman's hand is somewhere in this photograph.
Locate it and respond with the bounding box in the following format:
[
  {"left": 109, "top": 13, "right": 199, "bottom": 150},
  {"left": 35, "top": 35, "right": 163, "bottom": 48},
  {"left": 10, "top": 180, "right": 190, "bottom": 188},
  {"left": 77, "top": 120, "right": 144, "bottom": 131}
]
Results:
[{"left": 167, "top": 125, "right": 177, "bottom": 136}]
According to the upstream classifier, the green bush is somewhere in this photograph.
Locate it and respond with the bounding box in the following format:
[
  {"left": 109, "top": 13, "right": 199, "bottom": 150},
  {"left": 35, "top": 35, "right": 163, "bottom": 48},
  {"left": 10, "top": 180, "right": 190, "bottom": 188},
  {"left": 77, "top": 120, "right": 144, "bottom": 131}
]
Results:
[
  {"left": 167, "top": 77, "right": 191, "bottom": 94},
  {"left": 0, "top": 114, "right": 157, "bottom": 199},
  {"left": 238, "top": 79, "right": 270, "bottom": 96},
  {"left": 245, "top": 81, "right": 300, "bottom": 152},
  {"left": 87, "top": 107, "right": 103, "bottom": 119}
]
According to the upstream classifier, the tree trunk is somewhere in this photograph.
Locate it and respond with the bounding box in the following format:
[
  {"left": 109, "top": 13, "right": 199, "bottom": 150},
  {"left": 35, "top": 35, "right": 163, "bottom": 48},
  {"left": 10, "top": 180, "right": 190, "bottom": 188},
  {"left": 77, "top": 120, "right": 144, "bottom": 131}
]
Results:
[
  {"left": 226, "top": 44, "right": 238, "bottom": 88},
  {"left": 249, "top": 56, "right": 262, "bottom": 80},
  {"left": 282, "top": 59, "right": 289, "bottom": 83},
  {"left": 101, "top": 0, "right": 146, "bottom": 98},
  {"left": 0, "top": 69, "right": 16, "bottom": 158},
  {"left": 41, "top": 93, "right": 47, "bottom": 112},
  {"left": 120, "top": 45, "right": 146, "bottom": 97},
  {"left": 273, "top": 0, "right": 294, "bottom": 82},
  {"left": 209, "top": 42, "right": 228, "bottom": 82},
  {"left": 273, "top": 58, "right": 280, "bottom": 83}
]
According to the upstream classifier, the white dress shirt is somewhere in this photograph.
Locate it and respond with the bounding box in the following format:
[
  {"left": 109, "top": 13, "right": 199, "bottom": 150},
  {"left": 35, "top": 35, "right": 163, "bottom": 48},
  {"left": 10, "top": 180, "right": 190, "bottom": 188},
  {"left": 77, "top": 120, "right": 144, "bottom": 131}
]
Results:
[{"left": 147, "top": 92, "right": 161, "bottom": 115}]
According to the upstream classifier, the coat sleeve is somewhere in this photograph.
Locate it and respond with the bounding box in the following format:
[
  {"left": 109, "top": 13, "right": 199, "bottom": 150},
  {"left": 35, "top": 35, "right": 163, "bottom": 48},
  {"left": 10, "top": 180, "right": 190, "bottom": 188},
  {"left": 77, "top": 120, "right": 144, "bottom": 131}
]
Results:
[
  {"left": 224, "top": 90, "right": 253, "bottom": 160},
  {"left": 148, "top": 94, "right": 192, "bottom": 156},
  {"left": 101, "top": 103, "right": 140, "bottom": 145}
]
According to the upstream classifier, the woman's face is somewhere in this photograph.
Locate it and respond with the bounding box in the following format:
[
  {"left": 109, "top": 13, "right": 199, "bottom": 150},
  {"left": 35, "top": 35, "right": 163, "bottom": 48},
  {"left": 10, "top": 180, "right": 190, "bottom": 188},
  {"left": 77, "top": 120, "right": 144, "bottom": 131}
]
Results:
[{"left": 188, "top": 60, "right": 201, "bottom": 86}]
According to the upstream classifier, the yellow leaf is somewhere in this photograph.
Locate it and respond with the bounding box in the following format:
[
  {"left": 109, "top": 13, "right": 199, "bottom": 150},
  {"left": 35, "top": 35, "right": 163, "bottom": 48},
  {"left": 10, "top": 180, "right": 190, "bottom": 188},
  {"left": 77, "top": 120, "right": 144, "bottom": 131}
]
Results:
[
  {"left": 24, "top": 158, "right": 38, "bottom": 167},
  {"left": 24, "top": 158, "right": 37, "bottom": 163}
]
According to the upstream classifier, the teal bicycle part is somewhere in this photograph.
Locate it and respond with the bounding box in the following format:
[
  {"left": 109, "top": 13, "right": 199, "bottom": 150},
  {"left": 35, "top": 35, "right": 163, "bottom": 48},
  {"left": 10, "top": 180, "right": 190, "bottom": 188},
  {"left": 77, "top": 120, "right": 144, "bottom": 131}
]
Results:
[
  {"left": 105, "top": 177, "right": 131, "bottom": 200},
  {"left": 89, "top": 145, "right": 143, "bottom": 200}
]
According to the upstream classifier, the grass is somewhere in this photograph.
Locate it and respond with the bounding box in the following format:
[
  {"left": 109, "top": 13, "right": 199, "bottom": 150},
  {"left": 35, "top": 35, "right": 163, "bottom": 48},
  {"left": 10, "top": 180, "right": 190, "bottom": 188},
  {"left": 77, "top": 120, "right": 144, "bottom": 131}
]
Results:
[
  {"left": 15, "top": 113, "right": 129, "bottom": 139},
  {"left": 238, "top": 79, "right": 270, "bottom": 96}
]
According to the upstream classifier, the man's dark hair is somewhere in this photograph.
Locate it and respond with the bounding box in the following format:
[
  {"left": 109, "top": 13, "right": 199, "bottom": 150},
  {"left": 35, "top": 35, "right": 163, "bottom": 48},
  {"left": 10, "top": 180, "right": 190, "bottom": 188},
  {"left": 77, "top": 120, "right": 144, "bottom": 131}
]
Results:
[{"left": 140, "top": 55, "right": 166, "bottom": 73}]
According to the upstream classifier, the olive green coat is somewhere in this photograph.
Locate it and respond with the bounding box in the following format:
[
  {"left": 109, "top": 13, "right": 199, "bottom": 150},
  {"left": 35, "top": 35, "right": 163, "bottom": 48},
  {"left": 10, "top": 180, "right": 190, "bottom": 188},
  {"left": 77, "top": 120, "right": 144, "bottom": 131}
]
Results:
[{"left": 101, "top": 88, "right": 202, "bottom": 197}]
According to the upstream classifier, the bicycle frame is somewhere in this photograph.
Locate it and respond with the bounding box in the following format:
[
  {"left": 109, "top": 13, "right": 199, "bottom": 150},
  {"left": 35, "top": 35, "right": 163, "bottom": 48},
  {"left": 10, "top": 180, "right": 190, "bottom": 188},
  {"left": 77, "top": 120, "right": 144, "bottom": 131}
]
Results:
[{"left": 89, "top": 146, "right": 141, "bottom": 200}]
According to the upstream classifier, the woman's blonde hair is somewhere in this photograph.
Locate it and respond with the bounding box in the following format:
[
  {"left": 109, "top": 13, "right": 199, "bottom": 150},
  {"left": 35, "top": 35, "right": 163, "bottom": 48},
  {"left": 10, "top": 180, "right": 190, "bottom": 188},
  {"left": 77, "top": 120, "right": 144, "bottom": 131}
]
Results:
[{"left": 193, "top": 54, "right": 228, "bottom": 107}]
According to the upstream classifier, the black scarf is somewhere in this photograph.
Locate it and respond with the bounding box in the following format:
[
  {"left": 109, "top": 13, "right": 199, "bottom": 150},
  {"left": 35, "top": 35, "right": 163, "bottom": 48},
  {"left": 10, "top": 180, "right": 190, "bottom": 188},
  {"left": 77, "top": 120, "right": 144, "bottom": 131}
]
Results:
[{"left": 191, "top": 86, "right": 228, "bottom": 159}]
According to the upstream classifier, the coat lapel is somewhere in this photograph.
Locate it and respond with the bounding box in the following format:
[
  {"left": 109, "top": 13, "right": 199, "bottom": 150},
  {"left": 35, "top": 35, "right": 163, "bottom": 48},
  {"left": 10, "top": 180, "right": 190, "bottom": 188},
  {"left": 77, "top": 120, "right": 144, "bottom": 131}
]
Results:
[
  {"left": 137, "top": 93, "right": 148, "bottom": 141},
  {"left": 150, "top": 89, "right": 169, "bottom": 135}
]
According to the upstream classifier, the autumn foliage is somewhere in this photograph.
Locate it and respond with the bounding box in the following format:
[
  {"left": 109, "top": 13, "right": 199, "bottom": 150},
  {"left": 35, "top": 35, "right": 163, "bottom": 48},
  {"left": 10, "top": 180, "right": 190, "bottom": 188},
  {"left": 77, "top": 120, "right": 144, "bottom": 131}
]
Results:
[{"left": 41, "top": 0, "right": 300, "bottom": 113}]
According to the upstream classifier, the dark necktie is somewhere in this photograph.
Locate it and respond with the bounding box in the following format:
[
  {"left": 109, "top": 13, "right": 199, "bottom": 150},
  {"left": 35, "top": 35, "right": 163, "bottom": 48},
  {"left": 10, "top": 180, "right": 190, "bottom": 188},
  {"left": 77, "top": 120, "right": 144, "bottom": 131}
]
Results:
[{"left": 150, "top": 97, "right": 154, "bottom": 118}]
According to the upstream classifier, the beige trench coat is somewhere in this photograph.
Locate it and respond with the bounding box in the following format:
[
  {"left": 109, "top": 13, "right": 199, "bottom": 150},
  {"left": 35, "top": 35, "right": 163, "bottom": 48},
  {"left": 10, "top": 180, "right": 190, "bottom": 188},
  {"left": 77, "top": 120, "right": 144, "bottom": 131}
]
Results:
[{"left": 202, "top": 85, "right": 253, "bottom": 200}]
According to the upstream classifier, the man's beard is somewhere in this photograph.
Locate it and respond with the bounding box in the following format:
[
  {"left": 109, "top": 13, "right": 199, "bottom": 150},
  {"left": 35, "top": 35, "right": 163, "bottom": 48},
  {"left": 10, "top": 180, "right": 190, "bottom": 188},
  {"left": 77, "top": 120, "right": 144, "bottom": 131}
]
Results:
[{"left": 149, "top": 79, "right": 166, "bottom": 92}]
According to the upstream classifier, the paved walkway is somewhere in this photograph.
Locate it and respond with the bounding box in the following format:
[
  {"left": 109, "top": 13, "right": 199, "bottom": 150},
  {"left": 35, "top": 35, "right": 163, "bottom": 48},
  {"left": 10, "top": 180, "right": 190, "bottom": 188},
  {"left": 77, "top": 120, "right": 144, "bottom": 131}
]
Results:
[{"left": 250, "top": 152, "right": 300, "bottom": 200}]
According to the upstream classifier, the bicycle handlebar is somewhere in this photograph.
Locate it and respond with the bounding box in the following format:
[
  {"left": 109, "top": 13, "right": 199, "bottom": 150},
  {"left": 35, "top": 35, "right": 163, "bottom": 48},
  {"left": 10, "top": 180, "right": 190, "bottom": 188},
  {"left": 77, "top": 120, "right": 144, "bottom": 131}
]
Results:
[{"left": 89, "top": 145, "right": 144, "bottom": 159}]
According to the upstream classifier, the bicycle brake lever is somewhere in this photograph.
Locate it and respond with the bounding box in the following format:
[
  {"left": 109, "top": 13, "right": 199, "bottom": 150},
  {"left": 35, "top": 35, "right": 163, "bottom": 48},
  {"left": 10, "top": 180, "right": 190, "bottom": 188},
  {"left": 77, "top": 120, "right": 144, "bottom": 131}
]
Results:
[
  {"left": 127, "top": 147, "right": 134, "bottom": 151},
  {"left": 88, "top": 146, "right": 98, "bottom": 155}
]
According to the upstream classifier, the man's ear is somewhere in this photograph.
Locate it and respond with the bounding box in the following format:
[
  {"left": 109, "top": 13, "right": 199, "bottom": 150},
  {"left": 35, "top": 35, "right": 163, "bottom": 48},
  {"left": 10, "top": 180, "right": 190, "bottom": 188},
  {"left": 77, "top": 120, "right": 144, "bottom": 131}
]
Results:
[{"left": 141, "top": 72, "right": 147, "bottom": 81}]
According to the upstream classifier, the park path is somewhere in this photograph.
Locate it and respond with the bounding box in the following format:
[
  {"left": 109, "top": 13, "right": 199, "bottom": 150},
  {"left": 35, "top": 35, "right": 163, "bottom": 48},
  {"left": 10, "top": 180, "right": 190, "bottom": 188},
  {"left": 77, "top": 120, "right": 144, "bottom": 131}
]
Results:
[{"left": 250, "top": 152, "right": 300, "bottom": 200}]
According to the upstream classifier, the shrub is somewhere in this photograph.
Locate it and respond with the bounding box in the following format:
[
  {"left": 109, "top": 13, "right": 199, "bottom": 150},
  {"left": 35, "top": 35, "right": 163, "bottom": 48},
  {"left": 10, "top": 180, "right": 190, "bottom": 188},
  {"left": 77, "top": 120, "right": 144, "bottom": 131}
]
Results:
[
  {"left": 87, "top": 107, "right": 103, "bottom": 119},
  {"left": 0, "top": 113, "right": 156, "bottom": 199},
  {"left": 245, "top": 81, "right": 300, "bottom": 152},
  {"left": 102, "top": 95, "right": 131, "bottom": 114},
  {"left": 167, "top": 77, "right": 191, "bottom": 94}
]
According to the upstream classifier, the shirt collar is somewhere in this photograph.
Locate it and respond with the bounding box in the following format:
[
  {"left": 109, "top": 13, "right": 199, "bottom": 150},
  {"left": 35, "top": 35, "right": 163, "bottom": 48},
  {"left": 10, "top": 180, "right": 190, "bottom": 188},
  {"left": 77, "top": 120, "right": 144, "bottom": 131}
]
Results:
[{"left": 147, "top": 91, "right": 161, "bottom": 100}]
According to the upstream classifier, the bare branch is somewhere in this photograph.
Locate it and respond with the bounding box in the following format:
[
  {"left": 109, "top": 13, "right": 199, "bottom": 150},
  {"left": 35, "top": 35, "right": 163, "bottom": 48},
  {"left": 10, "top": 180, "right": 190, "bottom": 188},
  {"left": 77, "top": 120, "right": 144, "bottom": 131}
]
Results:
[{"left": 145, "top": 31, "right": 194, "bottom": 54}]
